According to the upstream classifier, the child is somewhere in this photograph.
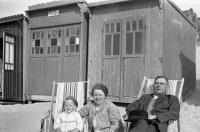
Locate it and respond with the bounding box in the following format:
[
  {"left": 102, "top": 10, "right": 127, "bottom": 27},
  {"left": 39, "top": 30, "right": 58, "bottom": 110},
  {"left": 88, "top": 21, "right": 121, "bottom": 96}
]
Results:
[{"left": 54, "top": 96, "right": 83, "bottom": 132}]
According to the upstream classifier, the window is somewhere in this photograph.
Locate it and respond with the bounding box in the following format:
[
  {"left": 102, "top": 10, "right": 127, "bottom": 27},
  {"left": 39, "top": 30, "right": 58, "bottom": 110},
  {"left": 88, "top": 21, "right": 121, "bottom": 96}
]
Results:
[
  {"left": 104, "top": 21, "right": 121, "bottom": 56},
  {"left": 31, "top": 31, "right": 44, "bottom": 55},
  {"left": 64, "top": 26, "right": 80, "bottom": 54},
  {"left": 5, "top": 36, "right": 14, "bottom": 70},
  {"left": 125, "top": 18, "right": 145, "bottom": 55},
  {"left": 47, "top": 29, "right": 62, "bottom": 55}
]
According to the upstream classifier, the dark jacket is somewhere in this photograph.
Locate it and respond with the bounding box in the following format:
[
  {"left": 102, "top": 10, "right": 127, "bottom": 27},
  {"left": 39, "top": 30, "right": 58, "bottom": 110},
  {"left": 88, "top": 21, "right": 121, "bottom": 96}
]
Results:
[{"left": 126, "top": 94, "right": 180, "bottom": 132}]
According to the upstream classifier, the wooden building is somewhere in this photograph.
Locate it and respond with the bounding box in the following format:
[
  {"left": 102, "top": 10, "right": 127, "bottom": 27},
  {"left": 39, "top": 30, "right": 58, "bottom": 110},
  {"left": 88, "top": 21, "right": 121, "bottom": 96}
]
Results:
[
  {"left": 25, "top": 0, "right": 196, "bottom": 103},
  {"left": 26, "top": 0, "right": 89, "bottom": 101},
  {"left": 87, "top": 0, "right": 196, "bottom": 103},
  {"left": 0, "top": 14, "right": 28, "bottom": 101}
]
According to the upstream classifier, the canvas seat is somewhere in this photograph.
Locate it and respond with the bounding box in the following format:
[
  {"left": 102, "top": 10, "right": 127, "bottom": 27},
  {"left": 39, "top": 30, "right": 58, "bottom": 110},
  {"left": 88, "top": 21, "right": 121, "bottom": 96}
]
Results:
[
  {"left": 40, "top": 81, "right": 88, "bottom": 132},
  {"left": 124, "top": 76, "right": 184, "bottom": 132}
]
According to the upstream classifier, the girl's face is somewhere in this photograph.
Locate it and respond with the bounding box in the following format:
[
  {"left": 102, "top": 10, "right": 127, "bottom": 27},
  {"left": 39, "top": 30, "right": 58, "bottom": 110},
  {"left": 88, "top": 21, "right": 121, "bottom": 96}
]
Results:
[
  {"left": 63, "top": 100, "right": 76, "bottom": 114},
  {"left": 93, "top": 89, "right": 106, "bottom": 106}
]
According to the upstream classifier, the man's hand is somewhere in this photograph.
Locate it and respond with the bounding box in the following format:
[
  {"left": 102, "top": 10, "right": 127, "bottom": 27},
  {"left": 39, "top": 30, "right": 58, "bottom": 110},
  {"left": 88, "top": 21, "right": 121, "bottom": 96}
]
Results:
[{"left": 148, "top": 114, "right": 156, "bottom": 120}]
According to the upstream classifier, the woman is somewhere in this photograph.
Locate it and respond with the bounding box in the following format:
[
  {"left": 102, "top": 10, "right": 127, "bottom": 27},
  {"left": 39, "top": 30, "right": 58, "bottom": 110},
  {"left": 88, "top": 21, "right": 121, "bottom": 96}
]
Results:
[{"left": 79, "top": 83, "right": 121, "bottom": 132}]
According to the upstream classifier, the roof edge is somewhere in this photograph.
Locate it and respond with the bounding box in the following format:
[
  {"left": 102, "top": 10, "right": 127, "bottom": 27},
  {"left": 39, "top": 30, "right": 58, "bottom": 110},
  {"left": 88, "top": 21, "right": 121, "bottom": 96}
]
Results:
[{"left": 27, "top": 0, "right": 87, "bottom": 12}]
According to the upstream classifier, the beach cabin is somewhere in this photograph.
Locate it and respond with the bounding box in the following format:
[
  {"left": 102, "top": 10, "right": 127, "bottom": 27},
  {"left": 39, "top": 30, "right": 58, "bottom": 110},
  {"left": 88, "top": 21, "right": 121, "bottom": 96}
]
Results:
[
  {"left": 26, "top": 0, "right": 89, "bottom": 101},
  {"left": 0, "top": 14, "right": 28, "bottom": 102},
  {"left": 87, "top": 0, "right": 196, "bottom": 103}
]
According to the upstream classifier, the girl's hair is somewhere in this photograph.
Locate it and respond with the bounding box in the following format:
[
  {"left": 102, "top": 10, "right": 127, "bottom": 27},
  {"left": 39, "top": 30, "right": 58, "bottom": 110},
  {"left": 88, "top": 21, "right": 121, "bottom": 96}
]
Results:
[
  {"left": 91, "top": 83, "right": 108, "bottom": 96},
  {"left": 64, "top": 96, "right": 78, "bottom": 107}
]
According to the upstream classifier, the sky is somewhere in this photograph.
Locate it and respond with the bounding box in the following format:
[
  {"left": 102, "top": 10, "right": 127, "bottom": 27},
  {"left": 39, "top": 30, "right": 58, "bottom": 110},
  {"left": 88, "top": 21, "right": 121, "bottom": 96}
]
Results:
[{"left": 0, "top": 0, "right": 200, "bottom": 18}]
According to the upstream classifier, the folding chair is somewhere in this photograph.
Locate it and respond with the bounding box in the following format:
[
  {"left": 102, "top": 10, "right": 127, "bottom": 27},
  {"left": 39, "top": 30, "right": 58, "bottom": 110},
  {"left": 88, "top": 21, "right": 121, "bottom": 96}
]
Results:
[
  {"left": 40, "top": 81, "right": 88, "bottom": 132},
  {"left": 125, "top": 76, "right": 184, "bottom": 132}
]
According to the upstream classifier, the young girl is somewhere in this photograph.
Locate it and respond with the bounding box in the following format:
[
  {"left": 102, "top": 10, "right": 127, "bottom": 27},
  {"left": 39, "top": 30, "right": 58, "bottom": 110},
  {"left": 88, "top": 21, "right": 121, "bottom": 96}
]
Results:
[{"left": 54, "top": 96, "right": 83, "bottom": 132}]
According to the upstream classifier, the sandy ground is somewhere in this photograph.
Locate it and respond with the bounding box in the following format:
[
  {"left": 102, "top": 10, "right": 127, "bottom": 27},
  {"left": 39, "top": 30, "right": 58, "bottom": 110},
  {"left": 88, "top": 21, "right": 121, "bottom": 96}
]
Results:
[{"left": 0, "top": 89, "right": 200, "bottom": 132}]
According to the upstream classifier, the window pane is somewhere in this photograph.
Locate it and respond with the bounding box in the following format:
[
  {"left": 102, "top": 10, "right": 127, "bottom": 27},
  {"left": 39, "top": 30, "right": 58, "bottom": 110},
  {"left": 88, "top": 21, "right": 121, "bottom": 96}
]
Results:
[
  {"left": 35, "top": 40, "right": 40, "bottom": 46},
  {"left": 135, "top": 32, "right": 143, "bottom": 54},
  {"left": 105, "top": 24, "right": 109, "bottom": 33},
  {"left": 40, "top": 47, "right": 43, "bottom": 54},
  {"left": 65, "top": 38, "right": 69, "bottom": 45},
  {"left": 138, "top": 19, "right": 143, "bottom": 30},
  {"left": 48, "top": 47, "right": 50, "bottom": 54},
  {"left": 32, "top": 33, "right": 35, "bottom": 39},
  {"left": 70, "top": 45, "right": 75, "bottom": 52},
  {"left": 32, "top": 48, "right": 34, "bottom": 54},
  {"left": 52, "top": 30, "right": 57, "bottom": 38},
  {"left": 65, "top": 45, "right": 69, "bottom": 53},
  {"left": 51, "top": 38, "right": 57, "bottom": 46},
  {"left": 36, "top": 32, "right": 40, "bottom": 39},
  {"left": 5, "top": 43, "right": 9, "bottom": 63},
  {"left": 113, "top": 34, "right": 120, "bottom": 55},
  {"left": 35, "top": 47, "right": 40, "bottom": 54},
  {"left": 66, "top": 28, "right": 69, "bottom": 37},
  {"left": 126, "top": 33, "right": 133, "bottom": 55},
  {"left": 10, "top": 44, "right": 14, "bottom": 64},
  {"left": 76, "top": 27, "right": 80, "bottom": 35},
  {"left": 76, "top": 45, "right": 79, "bottom": 52},
  {"left": 57, "top": 46, "right": 60, "bottom": 53},
  {"left": 105, "top": 34, "right": 112, "bottom": 55},
  {"left": 70, "top": 36, "right": 75, "bottom": 44},
  {"left": 58, "top": 30, "right": 62, "bottom": 37},
  {"left": 111, "top": 23, "right": 114, "bottom": 33},
  {"left": 116, "top": 22, "right": 120, "bottom": 32},
  {"left": 126, "top": 21, "right": 131, "bottom": 31},
  {"left": 48, "top": 32, "right": 51, "bottom": 38},
  {"left": 70, "top": 27, "right": 76, "bottom": 36},
  {"left": 132, "top": 20, "right": 137, "bottom": 31},
  {"left": 51, "top": 46, "right": 57, "bottom": 54},
  {"left": 41, "top": 31, "right": 44, "bottom": 38},
  {"left": 75, "top": 37, "right": 80, "bottom": 44}
]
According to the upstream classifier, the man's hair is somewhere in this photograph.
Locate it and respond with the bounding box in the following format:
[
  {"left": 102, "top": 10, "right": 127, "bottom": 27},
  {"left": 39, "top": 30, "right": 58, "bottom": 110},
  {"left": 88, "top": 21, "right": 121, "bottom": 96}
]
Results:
[
  {"left": 154, "top": 75, "right": 169, "bottom": 84},
  {"left": 91, "top": 83, "right": 108, "bottom": 97},
  {"left": 64, "top": 96, "right": 78, "bottom": 107}
]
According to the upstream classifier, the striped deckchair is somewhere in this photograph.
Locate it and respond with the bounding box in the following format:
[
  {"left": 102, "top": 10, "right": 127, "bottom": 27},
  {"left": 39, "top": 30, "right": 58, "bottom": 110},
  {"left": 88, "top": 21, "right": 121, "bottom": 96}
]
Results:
[
  {"left": 125, "top": 76, "right": 184, "bottom": 132},
  {"left": 41, "top": 81, "right": 88, "bottom": 132}
]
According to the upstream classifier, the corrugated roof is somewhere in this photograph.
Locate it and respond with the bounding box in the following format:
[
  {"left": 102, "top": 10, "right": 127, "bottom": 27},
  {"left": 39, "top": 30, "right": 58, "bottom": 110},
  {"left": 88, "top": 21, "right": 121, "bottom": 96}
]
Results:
[
  {"left": 0, "top": 14, "right": 27, "bottom": 24},
  {"left": 28, "top": 0, "right": 86, "bottom": 12}
]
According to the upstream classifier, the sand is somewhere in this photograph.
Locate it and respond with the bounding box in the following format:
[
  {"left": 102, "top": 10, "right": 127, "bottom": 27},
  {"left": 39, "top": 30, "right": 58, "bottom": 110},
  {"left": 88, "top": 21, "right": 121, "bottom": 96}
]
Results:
[{"left": 0, "top": 89, "right": 200, "bottom": 132}]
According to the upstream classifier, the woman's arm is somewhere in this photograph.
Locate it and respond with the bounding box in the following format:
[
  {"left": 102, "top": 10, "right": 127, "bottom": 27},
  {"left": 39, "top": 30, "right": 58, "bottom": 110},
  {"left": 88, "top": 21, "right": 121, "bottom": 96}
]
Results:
[{"left": 108, "top": 102, "right": 121, "bottom": 132}]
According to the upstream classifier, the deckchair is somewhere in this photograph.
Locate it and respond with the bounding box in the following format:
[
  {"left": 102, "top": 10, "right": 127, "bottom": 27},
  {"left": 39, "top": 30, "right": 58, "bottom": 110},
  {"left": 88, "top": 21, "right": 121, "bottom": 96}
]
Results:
[
  {"left": 40, "top": 81, "right": 88, "bottom": 132},
  {"left": 125, "top": 76, "right": 184, "bottom": 132}
]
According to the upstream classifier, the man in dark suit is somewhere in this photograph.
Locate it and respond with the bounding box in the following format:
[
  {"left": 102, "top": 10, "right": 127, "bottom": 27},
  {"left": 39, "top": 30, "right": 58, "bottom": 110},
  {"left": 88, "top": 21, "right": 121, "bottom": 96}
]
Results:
[{"left": 125, "top": 76, "right": 180, "bottom": 132}]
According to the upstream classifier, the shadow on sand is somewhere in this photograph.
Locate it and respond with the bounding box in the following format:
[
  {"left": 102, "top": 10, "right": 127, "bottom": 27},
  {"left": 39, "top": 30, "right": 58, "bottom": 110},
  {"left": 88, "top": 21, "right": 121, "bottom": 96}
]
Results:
[{"left": 184, "top": 80, "right": 200, "bottom": 106}]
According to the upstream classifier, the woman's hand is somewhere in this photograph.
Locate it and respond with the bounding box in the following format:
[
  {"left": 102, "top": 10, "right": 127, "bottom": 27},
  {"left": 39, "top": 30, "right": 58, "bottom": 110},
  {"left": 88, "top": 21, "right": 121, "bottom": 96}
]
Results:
[{"left": 148, "top": 114, "right": 156, "bottom": 120}]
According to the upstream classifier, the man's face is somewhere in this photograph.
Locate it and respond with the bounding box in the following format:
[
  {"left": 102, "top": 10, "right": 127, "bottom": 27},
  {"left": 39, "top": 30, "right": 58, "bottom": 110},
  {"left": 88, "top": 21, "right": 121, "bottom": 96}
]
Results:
[{"left": 153, "top": 78, "right": 168, "bottom": 94}]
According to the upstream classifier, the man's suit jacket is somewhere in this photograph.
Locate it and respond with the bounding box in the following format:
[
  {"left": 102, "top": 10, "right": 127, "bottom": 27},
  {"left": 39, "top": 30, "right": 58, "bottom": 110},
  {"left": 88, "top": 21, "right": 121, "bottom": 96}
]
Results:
[{"left": 126, "top": 94, "right": 180, "bottom": 132}]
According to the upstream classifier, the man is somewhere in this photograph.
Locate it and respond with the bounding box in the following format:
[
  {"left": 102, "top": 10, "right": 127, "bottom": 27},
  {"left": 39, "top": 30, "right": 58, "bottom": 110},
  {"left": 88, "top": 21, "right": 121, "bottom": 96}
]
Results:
[{"left": 125, "top": 76, "right": 180, "bottom": 132}]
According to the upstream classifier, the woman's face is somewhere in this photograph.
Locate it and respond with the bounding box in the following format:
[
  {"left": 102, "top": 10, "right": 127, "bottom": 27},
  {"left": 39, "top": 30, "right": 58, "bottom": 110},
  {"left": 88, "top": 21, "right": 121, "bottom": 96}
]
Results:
[{"left": 93, "top": 89, "right": 106, "bottom": 106}]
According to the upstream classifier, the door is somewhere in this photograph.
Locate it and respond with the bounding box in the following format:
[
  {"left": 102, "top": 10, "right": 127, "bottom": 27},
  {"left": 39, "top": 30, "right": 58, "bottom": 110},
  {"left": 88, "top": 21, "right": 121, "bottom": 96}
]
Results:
[
  {"left": 102, "top": 18, "right": 145, "bottom": 102},
  {"left": 2, "top": 32, "right": 16, "bottom": 100}
]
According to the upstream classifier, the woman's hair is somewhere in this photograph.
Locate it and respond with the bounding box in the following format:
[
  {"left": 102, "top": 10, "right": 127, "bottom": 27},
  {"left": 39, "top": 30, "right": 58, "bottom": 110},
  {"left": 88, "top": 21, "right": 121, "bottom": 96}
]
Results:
[
  {"left": 64, "top": 96, "right": 78, "bottom": 107},
  {"left": 154, "top": 75, "right": 169, "bottom": 84},
  {"left": 91, "top": 83, "right": 109, "bottom": 96}
]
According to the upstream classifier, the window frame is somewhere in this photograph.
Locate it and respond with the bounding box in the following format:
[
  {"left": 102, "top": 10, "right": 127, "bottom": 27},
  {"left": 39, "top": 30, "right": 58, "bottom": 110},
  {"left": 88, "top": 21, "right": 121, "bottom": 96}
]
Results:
[
  {"left": 46, "top": 28, "right": 62, "bottom": 57},
  {"left": 123, "top": 17, "right": 145, "bottom": 58},
  {"left": 63, "top": 25, "right": 81, "bottom": 56},
  {"left": 103, "top": 20, "right": 122, "bottom": 59},
  {"left": 31, "top": 30, "right": 45, "bottom": 57}
]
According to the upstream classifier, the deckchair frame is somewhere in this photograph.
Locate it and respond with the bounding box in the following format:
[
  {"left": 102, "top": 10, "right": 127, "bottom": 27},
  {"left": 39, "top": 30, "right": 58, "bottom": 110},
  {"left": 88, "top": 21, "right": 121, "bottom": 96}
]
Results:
[{"left": 46, "top": 81, "right": 88, "bottom": 132}]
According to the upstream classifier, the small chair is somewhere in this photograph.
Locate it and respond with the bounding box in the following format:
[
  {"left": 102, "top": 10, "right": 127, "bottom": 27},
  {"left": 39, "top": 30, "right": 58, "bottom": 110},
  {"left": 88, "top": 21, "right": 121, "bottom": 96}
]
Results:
[
  {"left": 40, "top": 81, "right": 88, "bottom": 132},
  {"left": 125, "top": 76, "right": 184, "bottom": 132}
]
